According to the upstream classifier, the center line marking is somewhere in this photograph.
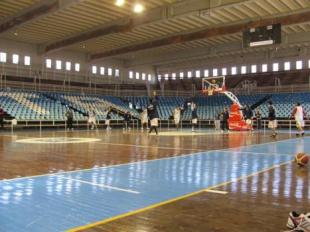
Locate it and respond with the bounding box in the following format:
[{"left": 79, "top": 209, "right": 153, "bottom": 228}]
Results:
[{"left": 62, "top": 177, "right": 140, "bottom": 194}]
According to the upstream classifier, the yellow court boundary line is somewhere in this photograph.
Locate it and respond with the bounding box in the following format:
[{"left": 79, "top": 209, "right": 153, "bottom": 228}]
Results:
[{"left": 67, "top": 159, "right": 293, "bottom": 232}]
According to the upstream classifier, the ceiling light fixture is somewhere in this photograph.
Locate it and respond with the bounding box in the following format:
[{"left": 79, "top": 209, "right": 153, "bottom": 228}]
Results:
[
  {"left": 133, "top": 2, "right": 144, "bottom": 13},
  {"left": 115, "top": 0, "right": 125, "bottom": 6}
]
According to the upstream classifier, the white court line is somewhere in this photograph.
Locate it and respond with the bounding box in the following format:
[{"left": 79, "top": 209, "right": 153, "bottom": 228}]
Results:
[
  {"left": 94, "top": 141, "right": 203, "bottom": 152},
  {"left": 0, "top": 136, "right": 304, "bottom": 183},
  {"left": 216, "top": 150, "right": 292, "bottom": 156},
  {"left": 61, "top": 177, "right": 140, "bottom": 194},
  {"left": 205, "top": 189, "right": 228, "bottom": 194}
]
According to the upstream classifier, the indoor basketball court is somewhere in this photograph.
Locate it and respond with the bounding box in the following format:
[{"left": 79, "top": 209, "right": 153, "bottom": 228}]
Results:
[{"left": 0, "top": 0, "right": 310, "bottom": 232}]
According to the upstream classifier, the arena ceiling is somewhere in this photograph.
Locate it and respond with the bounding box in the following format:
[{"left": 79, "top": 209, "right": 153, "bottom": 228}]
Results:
[{"left": 0, "top": 0, "right": 310, "bottom": 67}]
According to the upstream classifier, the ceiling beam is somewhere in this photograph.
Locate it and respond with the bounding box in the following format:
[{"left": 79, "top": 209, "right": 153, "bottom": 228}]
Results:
[
  {"left": 90, "top": 10, "right": 310, "bottom": 60},
  {"left": 44, "top": 20, "right": 134, "bottom": 53},
  {"left": 0, "top": 0, "right": 85, "bottom": 34},
  {"left": 42, "top": 0, "right": 250, "bottom": 54},
  {"left": 0, "top": 0, "right": 58, "bottom": 34}
]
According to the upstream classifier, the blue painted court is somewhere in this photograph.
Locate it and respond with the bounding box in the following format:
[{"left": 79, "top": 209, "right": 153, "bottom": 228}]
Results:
[{"left": 0, "top": 137, "right": 308, "bottom": 232}]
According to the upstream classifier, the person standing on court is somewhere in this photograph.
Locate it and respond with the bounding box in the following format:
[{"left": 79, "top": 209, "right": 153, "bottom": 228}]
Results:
[
  {"left": 0, "top": 106, "right": 4, "bottom": 129},
  {"left": 291, "top": 102, "right": 307, "bottom": 137},
  {"left": 268, "top": 101, "right": 277, "bottom": 137},
  {"left": 65, "top": 107, "right": 74, "bottom": 130},
  {"left": 214, "top": 112, "right": 221, "bottom": 131},
  {"left": 255, "top": 108, "right": 262, "bottom": 130},
  {"left": 148, "top": 98, "right": 159, "bottom": 135},
  {"left": 88, "top": 110, "right": 97, "bottom": 130},
  {"left": 105, "top": 108, "right": 112, "bottom": 131},
  {"left": 123, "top": 111, "right": 131, "bottom": 131},
  {"left": 140, "top": 108, "right": 148, "bottom": 131},
  {"left": 173, "top": 107, "right": 182, "bottom": 130},
  {"left": 191, "top": 102, "right": 198, "bottom": 132},
  {"left": 243, "top": 105, "right": 253, "bottom": 131},
  {"left": 221, "top": 107, "right": 229, "bottom": 133}
]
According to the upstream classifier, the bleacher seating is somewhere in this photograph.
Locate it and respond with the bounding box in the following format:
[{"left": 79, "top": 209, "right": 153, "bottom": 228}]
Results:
[{"left": 1, "top": 89, "right": 310, "bottom": 121}]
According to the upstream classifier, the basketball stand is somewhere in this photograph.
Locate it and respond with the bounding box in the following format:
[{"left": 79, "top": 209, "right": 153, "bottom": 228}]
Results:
[{"left": 202, "top": 76, "right": 249, "bottom": 131}]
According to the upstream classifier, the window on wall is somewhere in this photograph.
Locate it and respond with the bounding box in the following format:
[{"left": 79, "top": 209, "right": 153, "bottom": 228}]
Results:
[
  {"left": 24, "top": 56, "right": 31, "bottom": 66},
  {"left": 231, "top": 66, "right": 237, "bottom": 75},
  {"left": 129, "top": 71, "right": 133, "bottom": 79},
  {"left": 172, "top": 73, "right": 176, "bottom": 80},
  {"left": 55, "top": 60, "right": 62, "bottom": 70},
  {"left": 148, "top": 74, "right": 152, "bottom": 81},
  {"left": 66, "top": 62, "right": 71, "bottom": 71},
  {"left": 75, "top": 63, "right": 80, "bottom": 72},
  {"left": 187, "top": 71, "right": 192, "bottom": 78},
  {"left": 180, "top": 72, "right": 184, "bottom": 79},
  {"left": 46, "top": 59, "right": 52, "bottom": 68},
  {"left": 12, "top": 54, "right": 19, "bottom": 64},
  {"left": 251, "top": 65, "right": 257, "bottom": 73},
  {"left": 284, "top": 62, "right": 290, "bottom": 71},
  {"left": 92, "top": 65, "right": 97, "bottom": 74},
  {"left": 241, "top": 66, "right": 247, "bottom": 74},
  {"left": 204, "top": 69, "right": 209, "bottom": 77},
  {"left": 136, "top": 72, "right": 140, "bottom": 79},
  {"left": 108, "top": 68, "right": 113, "bottom": 76},
  {"left": 195, "top": 70, "right": 201, "bottom": 78},
  {"left": 142, "top": 73, "right": 146, "bottom": 80},
  {"left": 158, "top": 75, "right": 161, "bottom": 81},
  {"left": 212, "top": 68, "right": 218, "bottom": 76},
  {"left": 222, "top": 68, "right": 227, "bottom": 76},
  {"left": 262, "top": 64, "right": 268, "bottom": 72},
  {"left": 273, "top": 63, "right": 279, "bottom": 72},
  {"left": 0, "top": 52, "right": 7, "bottom": 63},
  {"left": 100, "top": 67, "right": 105, "bottom": 75},
  {"left": 164, "top": 73, "right": 169, "bottom": 80},
  {"left": 115, "top": 69, "right": 119, "bottom": 77},
  {"left": 296, "top": 60, "right": 303, "bottom": 70},
  {"left": 308, "top": 60, "right": 310, "bottom": 68}
]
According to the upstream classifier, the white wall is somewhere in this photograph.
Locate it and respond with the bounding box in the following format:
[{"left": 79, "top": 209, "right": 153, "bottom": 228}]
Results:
[{"left": 0, "top": 38, "right": 151, "bottom": 86}]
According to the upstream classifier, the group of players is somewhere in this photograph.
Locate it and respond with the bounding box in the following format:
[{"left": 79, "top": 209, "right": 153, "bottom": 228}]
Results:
[{"left": 66, "top": 97, "right": 307, "bottom": 136}]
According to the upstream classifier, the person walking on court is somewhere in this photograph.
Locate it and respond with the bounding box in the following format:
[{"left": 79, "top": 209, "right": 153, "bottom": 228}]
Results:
[
  {"left": 191, "top": 102, "right": 198, "bottom": 132},
  {"left": 148, "top": 98, "right": 159, "bottom": 135},
  {"left": 65, "top": 107, "right": 74, "bottom": 130},
  {"left": 291, "top": 102, "right": 307, "bottom": 137},
  {"left": 268, "top": 101, "right": 277, "bottom": 137}
]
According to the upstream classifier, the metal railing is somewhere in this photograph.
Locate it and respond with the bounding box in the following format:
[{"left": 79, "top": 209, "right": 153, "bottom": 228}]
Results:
[{"left": 4, "top": 118, "right": 306, "bottom": 133}]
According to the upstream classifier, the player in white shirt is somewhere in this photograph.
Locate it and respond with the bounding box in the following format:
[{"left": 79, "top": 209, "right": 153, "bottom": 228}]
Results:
[
  {"left": 291, "top": 102, "right": 307, "bottom": 136},
  {"left": 141, "top": 108, "right": 148, "bottom": 131},
  {"left": 173, "top": 107, "right": 182, "bottom": 130}
]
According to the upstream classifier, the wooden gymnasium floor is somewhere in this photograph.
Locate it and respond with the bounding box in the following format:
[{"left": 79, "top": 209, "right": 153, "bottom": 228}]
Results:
[{"left": 0, "top": 128, "right": 309, "bottom": 232}]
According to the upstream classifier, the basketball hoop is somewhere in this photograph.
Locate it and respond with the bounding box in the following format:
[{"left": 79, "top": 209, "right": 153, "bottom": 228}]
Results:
[
  {"left": 201, "top": 76, "right": 242, "bottom": 107},
  {"left": 201, "top": 76, "right": 226, "bottom": 96}
]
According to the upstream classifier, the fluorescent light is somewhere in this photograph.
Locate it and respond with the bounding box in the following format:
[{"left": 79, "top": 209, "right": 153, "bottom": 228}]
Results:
[
  {"left": 250, "top": 40, "right": 273, "bottom": 47},
  {"left": 133, "top": 3, "right": 144, "bottom": 13},
  {"left": 115, "top": 0, "right": 125, "bottom": 6}
]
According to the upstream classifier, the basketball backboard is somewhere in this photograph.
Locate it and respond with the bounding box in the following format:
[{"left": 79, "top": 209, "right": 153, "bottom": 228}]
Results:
[{"left": 201, "top": 76, "right": 226, "bottom": 96}]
